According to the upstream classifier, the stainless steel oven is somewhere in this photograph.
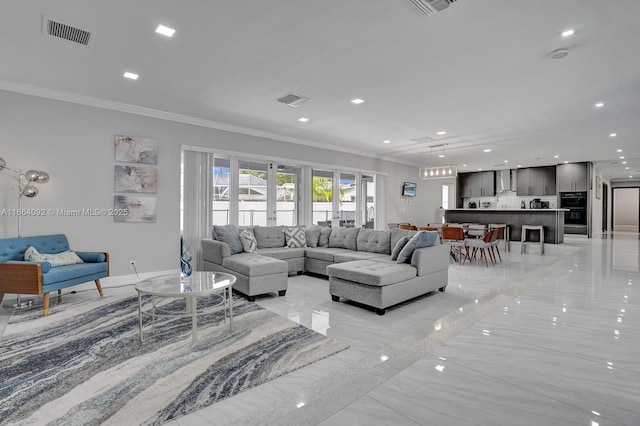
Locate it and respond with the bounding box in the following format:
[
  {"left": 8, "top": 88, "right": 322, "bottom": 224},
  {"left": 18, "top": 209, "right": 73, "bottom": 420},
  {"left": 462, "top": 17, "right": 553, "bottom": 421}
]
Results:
[{"left": 560, "top": 192, "right": 587, "bottom": 234}]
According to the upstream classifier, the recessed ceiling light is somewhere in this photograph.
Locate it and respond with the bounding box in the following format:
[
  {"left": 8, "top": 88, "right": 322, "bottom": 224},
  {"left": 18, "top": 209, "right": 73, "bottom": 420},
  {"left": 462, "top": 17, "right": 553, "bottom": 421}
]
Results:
[
  {"left": 123, "top": 72, "right": 139, "bottom": 80},
  {"left": 517, "top": 164, "right": 522, "bottom": 167},
  {"left": 625, "top": 167, "right": 630, "bottom": 170},
  {"left": 619, "top": 156, "right": 625, "bottom": 159},
  {"left": 298, "top": 117, "right": 309, "bottom": 122},
  {"left": 595, "top": 102, "right": 604, "bottom": 108},
  {"left": 554, "top": 155, "right": 559, "bottom": 158},
  {"left": 504, "top": 160, "right": 508, "bottom": 163},
  {"left": 610, "top": 133, "right": 617, "bottom": 137},
  {"left": 478, "top": 168, "right": 483, "bottom": 171},
  {"left": 155, "top": 24, "right": 176, "bottom": 37},
  {"left": 350, "top": 98, "right": 365, "bottom": 105},
  {"left": 561, "top": 29, "right": 574, "bottom": 38},
  {"left": 617, "top": 149, "right": 623, "bottom": 152},
  {"left": 462, "top": 164, "right": 467, "bottom": 167},
  {"left": 630, "top": 176, "right": 634, "bottom": 178},
  {"left": 564, "top": 161, "right": 569, "bottom": 164},
  {"left": 438, "top": 154, "right": 445, "bottom": 158},
  {"left": 483, "top": 149, "right": 491, "bottom": 153},
  {"left": 622, "top": 161, "right": 627, "bottom": 164},
  {"left": 436, "top": 131, "right": 447, "bottom": 136},
  {"left": 382, "top": 140, "right": 391, "bottom": 144}
]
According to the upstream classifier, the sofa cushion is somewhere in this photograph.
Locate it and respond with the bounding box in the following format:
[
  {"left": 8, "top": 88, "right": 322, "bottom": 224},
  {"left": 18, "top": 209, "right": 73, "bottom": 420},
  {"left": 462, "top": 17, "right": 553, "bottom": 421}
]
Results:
[
  {"left": 391, "top": 228, "right": 418, "bottom": 250},
  {"left": 283, "top": 227, "right": 307, "bottom": 248},
  {"left": 25, "top": 246, "right": 84, "bottom": 267},
  {"left": 253, "top": 226, "right": 285, "bottom": 248},
  {"left": 41, "top": 262, "right": 109, "bottom": 285},
  {"left": 356, "top": 230, "right": 392, "bottom": 254},
  {"left": 213, "top": 224, "right": 244, "bottom": 255},
  {"left": 222, "top": 253, "right": 287, "bottom": 277},
  {"left": 334, "top": 252, "right": 389, "bottom": 263},
  {"left": 329, "top": 228, "right": 360, "bottom": 250},
  {"left": 256, "top": 247, "right": 306, "bottom": 260},
  {"left": 318, "top": 227, "right": 332, "bottom": 247},
  {"left": 304, "top": 228, "right": 322, "bottom": 248},
  {"left": 326, "top": 260, "right": 417, "bottom": 287},
  {"left": 397, "top": 231, "right": 440, "bottom": 264},
  {"left": 304, "top": 247, "right": 353, "bottom": 262},
  {"left": 0, "top": 234, "right": 70, "bottom": 263},
  {"left": 390, "top": 236, "right": 411, "bottom": 261},
  {"left": 239, "top": 229, "right": 257, "bottom": 253}
]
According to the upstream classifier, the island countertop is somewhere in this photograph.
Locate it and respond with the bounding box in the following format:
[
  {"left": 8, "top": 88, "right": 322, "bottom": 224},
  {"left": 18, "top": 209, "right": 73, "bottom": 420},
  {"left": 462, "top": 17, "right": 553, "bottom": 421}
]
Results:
[{"left": 444, "top": 209, "right": 566, "bottom": 244}]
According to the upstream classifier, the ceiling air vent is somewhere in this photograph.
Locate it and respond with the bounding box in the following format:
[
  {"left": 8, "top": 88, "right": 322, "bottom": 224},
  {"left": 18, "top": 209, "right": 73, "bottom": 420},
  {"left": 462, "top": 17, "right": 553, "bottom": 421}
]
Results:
[
  {"left": 42, "top": 15, "right": 92, "bottom": 46},
  {"left": 410, "top": 0, "right": 457, "bottom": 16},
  {"left": 275, "top": 93, "right": 311, "bottom": 108}
]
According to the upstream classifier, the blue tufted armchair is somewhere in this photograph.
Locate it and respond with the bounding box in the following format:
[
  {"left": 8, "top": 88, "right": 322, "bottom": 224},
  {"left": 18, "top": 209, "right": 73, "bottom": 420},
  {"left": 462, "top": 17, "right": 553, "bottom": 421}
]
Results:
[{"left": 0, "top": 234, "right": 109, "bottom": 315}]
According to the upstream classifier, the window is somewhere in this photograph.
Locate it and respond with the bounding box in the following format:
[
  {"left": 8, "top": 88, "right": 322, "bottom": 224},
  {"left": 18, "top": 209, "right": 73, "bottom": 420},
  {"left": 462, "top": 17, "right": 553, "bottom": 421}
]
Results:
[
  {"left": 312, "top": 169, "right": 333, "bottom": 226},
  {"left": 213, "top": 157, "right": 230, "bottom": 225},
  {"left": 238, "top": 160, "right": 268, "bottom": 226},
  {"left": 275, "top": 164, "right": 301, "bottom": 226}
]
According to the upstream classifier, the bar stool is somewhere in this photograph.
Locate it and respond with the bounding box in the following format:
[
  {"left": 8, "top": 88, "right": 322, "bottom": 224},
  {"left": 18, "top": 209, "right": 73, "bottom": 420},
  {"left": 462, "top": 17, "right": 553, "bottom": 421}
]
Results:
[
  {"left": 489, "top": 223, "right": 510, "bottom": 252},
  {"left": 521, "top": 225, "right": 544, "bottom": 255}
]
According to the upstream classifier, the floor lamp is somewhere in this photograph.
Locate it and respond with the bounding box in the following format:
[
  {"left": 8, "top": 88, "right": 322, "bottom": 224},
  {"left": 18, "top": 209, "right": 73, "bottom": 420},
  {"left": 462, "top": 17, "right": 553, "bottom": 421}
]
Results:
[{"left": 0, "top": 156, "right": 50, "bottom": 308}]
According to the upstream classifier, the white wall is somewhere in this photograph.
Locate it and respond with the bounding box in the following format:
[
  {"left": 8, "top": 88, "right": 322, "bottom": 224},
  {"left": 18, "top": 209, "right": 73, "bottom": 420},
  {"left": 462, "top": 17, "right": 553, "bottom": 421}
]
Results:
[{"left": 0, "top": 90, "right": 437, "bottom": 275}]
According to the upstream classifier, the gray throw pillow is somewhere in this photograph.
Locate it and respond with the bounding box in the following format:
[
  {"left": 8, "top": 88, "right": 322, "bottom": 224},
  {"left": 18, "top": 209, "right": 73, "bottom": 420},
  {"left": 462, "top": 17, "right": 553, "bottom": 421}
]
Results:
[
  {"left": 305, "top": 228, "right": 322, "bottom": 248},
  {"left": 318, "top": 227, "right": 332, "bottom": 247},
  {"left": 397, "top": 231, "right": 439, "bottom": 264},
  {"left": 212, "top": 224, "right": 244, "bottom": 254},
  {"left": 391, "top": 236, "right": 411, "bottom": 261}
]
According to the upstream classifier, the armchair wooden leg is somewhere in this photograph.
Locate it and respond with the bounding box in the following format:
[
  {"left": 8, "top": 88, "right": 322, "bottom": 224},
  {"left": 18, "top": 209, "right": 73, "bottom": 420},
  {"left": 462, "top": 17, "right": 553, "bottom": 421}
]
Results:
[
  {"left": 95, "top": 279, "right": 104, "bottom": 297},
  {"left": 43, "top": 293, "right": 50, "bottom": 315}
]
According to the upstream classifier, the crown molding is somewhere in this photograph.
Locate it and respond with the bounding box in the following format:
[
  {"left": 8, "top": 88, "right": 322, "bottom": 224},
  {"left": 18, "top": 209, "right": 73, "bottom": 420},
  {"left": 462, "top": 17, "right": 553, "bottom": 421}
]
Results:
[{"left": 0, "top": 80, "right": 417, "bottom": 167}]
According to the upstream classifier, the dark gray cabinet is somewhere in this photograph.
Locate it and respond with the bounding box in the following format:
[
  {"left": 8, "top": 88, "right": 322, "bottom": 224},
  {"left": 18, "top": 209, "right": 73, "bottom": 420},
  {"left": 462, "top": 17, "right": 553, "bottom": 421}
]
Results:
[
  {"left": 459, "top": 171, "right": 495, "bottom": 197},
  {"left": 517, "top": 166, "right": 556, "bottom": 196},
  {"left": 557, "top": 162, "right": 588, "bottom": 192}
]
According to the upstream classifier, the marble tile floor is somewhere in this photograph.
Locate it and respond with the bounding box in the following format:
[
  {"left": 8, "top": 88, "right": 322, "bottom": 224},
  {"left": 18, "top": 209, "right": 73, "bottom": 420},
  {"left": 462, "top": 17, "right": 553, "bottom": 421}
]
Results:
[{"left": 1, "top": 234, "right": 638, "bottom": 425}]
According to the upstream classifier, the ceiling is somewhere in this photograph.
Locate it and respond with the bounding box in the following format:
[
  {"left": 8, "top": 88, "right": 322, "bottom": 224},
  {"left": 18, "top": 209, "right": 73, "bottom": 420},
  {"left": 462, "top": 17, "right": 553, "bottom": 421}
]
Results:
[{"left": 1, "top": 0, "right": 639, "bottom": 181}]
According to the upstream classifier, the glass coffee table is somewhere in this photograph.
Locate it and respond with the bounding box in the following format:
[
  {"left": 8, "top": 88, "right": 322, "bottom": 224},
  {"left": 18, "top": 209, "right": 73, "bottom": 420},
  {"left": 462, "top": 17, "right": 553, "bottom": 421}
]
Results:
[{"left": 135, "top": 271, "right": 236, "bottom": 344}]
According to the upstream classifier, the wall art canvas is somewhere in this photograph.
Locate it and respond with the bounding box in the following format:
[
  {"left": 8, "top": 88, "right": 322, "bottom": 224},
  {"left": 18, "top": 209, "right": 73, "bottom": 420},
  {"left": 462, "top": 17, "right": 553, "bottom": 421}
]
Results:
[
  {"left": 596, "top": 175, "right": 602, "bottom": 199},
  {"left": 114, "top": 165, "right": 158, "bottom": 193},
  {"left": 114, "top": 195, "right": 157, "bottom": 223},
  {"left": 115, "top": 135, "right": 158, "bottom": 165}
]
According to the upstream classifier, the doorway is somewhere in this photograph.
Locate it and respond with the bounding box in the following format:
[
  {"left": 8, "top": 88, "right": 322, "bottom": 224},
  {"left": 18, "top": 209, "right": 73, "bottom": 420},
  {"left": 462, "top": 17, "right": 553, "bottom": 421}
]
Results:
[
  {"left": 612, "top": 187, "right": 640, "bottom": 232},
  {"left": 602, "top": 183, "right": 608, "bottom": 232}
]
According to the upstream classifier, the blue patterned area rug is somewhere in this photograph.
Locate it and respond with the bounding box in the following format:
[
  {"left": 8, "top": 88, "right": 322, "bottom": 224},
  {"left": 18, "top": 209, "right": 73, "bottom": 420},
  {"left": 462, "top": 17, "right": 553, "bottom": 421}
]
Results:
[{"left": 0, "top": 294, "right": 349, "bottom": 425}]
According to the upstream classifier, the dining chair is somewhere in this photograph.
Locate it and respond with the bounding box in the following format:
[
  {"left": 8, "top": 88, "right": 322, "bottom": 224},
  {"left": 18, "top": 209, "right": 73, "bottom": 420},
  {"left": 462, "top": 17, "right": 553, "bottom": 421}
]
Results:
[
  {"left": 441, "top": 225, "right": 468, "bottom": 264},
  {"left": 465, "top": 229, "right": 496, "bottom": 267},
  {"left": 490, "top": 226, "right": 504, "bottom": 262},
  {"left": 399, "top": 224, "right": 418, "bottom": 230}
]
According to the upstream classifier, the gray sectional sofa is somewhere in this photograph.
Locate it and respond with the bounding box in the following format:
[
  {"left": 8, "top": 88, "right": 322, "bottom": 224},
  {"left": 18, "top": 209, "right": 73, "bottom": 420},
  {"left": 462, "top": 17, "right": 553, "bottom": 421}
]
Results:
[{"left": 201, "top": 225, "right": 449, "bottom": 314}]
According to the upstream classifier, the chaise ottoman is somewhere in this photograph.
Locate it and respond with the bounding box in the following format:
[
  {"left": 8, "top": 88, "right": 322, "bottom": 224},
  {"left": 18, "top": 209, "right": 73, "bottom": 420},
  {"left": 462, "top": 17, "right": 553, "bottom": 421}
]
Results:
[
  {"left": 222, "top": 253, "right": 288, "bottom": 301},
  {"left": 327, "top": 258, "right": 446, "bottom": 315}
]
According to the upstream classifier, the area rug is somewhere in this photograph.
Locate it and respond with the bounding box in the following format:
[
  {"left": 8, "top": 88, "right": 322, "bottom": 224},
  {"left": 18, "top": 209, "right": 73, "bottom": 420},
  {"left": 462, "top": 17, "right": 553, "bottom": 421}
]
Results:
[{"left": 0, "top": 293, "right": 349, "bottom": 425}]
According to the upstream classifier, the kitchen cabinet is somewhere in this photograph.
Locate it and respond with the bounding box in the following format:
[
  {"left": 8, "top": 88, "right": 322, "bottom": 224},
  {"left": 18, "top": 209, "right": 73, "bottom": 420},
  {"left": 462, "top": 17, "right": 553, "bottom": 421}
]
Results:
[
  {"left": 517, "top": 166, "right": 556, "bottom": 196},
  {"left": 557, "top": 162, "right": 588, "bottom": 192},
  {"left": 459, "top": 171, "right": 495, "bottom": 197}
]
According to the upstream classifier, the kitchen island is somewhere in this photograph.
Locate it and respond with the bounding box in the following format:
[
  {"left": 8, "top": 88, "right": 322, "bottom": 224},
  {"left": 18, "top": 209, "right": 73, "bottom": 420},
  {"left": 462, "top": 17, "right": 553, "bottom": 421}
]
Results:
[{"left": 445, "top": 209, "right": 567, "bottom": 244}]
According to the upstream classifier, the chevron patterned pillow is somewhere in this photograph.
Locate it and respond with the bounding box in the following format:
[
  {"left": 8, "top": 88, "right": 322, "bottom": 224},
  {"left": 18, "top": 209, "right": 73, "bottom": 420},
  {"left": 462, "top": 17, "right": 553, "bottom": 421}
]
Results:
[{"left": 283, "top": 227, "right": 307, "bottom": 248}]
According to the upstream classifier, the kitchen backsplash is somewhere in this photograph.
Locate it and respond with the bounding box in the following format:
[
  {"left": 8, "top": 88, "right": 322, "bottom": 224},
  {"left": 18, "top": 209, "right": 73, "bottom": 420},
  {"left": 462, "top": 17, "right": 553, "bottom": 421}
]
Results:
[{"left": 462, "top": 191, "right": 558, "bottom": 209}]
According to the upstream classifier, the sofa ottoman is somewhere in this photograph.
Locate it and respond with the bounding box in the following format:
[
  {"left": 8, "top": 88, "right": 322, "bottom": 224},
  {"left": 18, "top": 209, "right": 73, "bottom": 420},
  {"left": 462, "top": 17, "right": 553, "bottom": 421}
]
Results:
[
  {"left": 222, "top": 253, "right": 288, "bottom": 301},
  {"left": 327, "top": 258, "right": 447, "bottom": 315}
]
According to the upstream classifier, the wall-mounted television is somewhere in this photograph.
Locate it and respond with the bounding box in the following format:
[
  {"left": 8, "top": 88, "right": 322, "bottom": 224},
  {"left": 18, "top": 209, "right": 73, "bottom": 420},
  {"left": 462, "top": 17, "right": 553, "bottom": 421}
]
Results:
[{"left": 402, "top": 181, "right": 416, "bottom": 197}]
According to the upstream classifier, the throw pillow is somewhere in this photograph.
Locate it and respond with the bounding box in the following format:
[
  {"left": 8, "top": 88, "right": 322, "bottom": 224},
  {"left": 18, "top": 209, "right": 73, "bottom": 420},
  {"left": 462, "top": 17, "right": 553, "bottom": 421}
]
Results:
[
  {"left": 390, "top": 236, "right": 411, "bottom": 261},
  {"left": 239, "top": 229, "right": 257, "bottom": 253},
  {"left": 213, "top": 224, "right": 244, "bottom": 254},
  {"left": 304, "top": 227, "right": 322, "bottom": 248},
  {"left": 283, "top": 227, "right": 307, "bottom": 248},
  {"left": 396, "top": 231, "right": 439, "bottom": 264},
  {"left": 318, "top": 227, "right": 332, "bottom": 247},
  {"left": 24, "top": 246, "right": 84, "bottom": 267}
]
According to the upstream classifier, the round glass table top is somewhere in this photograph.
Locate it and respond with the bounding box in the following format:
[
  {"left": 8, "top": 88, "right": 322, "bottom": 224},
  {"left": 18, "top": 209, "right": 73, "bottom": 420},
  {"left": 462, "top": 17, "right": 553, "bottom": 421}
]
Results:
[{"left": 135, "top": 271, "right": 236, "bottom": 297}]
